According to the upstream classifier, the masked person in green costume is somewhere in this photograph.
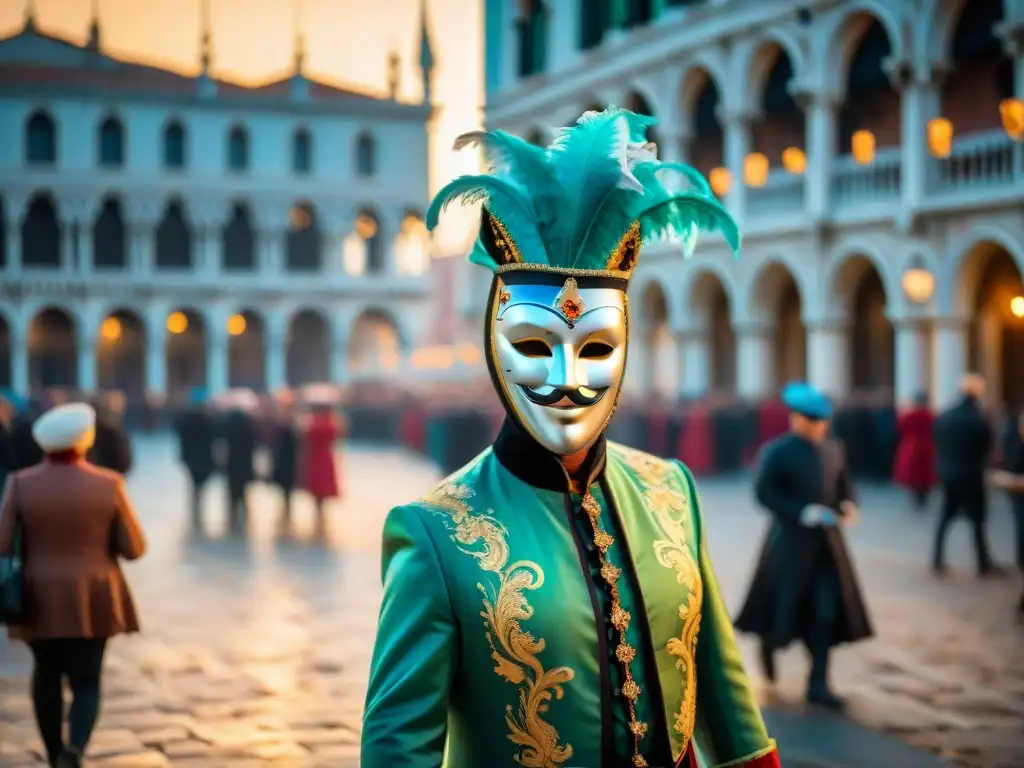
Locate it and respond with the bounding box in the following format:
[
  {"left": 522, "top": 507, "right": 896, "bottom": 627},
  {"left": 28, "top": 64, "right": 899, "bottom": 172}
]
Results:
[{"left": 362, "top": 109, "right": 781, "bottom": 768}]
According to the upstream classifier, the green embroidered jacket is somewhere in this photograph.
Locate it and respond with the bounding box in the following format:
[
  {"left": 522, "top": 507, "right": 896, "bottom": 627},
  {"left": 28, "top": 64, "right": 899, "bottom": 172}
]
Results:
[{"left": 362, "top": 424, "right": 778, "bottom": 768}]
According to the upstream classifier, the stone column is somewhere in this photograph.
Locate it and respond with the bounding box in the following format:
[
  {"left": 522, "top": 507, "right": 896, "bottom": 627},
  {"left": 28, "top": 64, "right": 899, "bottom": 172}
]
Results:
[
  {"left": 893, "top": 319, "right": 928, "bottom": 405},
  {"left": 146, "top": 324, "right": 167, "bottom": 397},
  {"left": 799, "top": 90, "right": 839, "bottom": 220},
  {"left": 60, "top": 223, "right": 74, "bottom": 275},
  {"left": 719, "top": 107, "right": 753, "bottom": 224},
  {"left": 130, "top": 224, "right": 154, "bottom": 274},
  {"left": 200, "top": 226, "right": 220, "bottom": 280},
  {"left": 656, "top": 128, "right": 688, "bottom": 164},
  {"left": 890, "top": 60, "right": 941, "bottom": 216},
  {"left": 77, "top": 329, "right": 97, "bottom": 395},
  {"left": 266, "top": 324, "right": 287, "bottom": 393},
  {"left": 806, "top": 320, "right": 850, "bottom": 399},
  {"left": 330, "top": 339, "right": 349, "bottom": 385},
  {"left": 207, "top": 329, "right": 229, "bottom": 395},
  {"left": 11, "top": 335, "right": 29, "bottom": 397},
  {"left": 75, "top": 221, "right": 92, "bottom": 275},
  {"left": 4, "top": 212, "right": 20, "bottom": 277},
  {"left": 932, "top": 316, "right": 969, "bottom": 409},
  {"left": 676, "top": 330, "right": 710, "bottom": 399},
  {"left": 735, "top": 324, "right": 773, "bottom": 401}
]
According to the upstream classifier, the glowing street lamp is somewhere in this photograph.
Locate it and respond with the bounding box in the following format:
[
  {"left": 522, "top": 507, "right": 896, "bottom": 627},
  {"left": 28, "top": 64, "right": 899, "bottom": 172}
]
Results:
[
  {"left": 1011, "top": 295, "right": 1024, "bottom": 318},
  {"left": 782, "top": 147, "right": 806, "bottom": 175},
  {"left": 927, "top": 117, "right": 954, "bottom": 158},
  {"left": 902, "top": 257, "right": 935, "bottom": 305},
  {"left": 167, "top": 311, "right": 188, "bottom": 334},
  {"left": 101, "top": 316, "right": 122, "bottom": 343},
  {"left": 851, "top": 130, "right": 876, "bottom": 164},
  {"left": 743, "top": 153, "right": 769, "bottom": 187},
  {"left": 708, "top": 167, "right": 731, "bottom": 197},
  {"left": 227, "top": 314, "right": 247, "bottom": 336}
]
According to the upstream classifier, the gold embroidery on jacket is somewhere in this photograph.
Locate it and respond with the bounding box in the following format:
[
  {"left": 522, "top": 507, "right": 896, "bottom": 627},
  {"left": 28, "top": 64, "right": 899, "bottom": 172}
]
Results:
[
  {"left": 616, "top": 447, "right": 704, "bottom": 750},
  {"left": 423, "top": 482, "right": 575, "bottom": 767}
]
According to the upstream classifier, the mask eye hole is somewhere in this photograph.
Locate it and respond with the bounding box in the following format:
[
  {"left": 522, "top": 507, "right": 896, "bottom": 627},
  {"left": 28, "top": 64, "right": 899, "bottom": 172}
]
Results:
[
  {"left": 579, "top": 341, "right": 615, "bottom": 359},
  {"left": 511, "top": 339, "right": 553, "bottom": 358}
]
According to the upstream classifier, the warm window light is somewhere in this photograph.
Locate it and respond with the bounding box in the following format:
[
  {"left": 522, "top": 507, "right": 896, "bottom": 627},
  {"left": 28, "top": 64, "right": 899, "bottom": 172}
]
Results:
[
  {"left": 1012, "top": 296, "right": 1024, "bottom": 318},
  {"left": 781, "top": 147, "right": 806, "bottom": 175},
  {"left": 1000, "top": 98, "right": 1024, "bottom": 140},
  {"left": 927, "top": 117, "right": 954, "bottom": 158},
  {"left": 166, "top": 311, "right": 188, "bottom": 334},
  {"left": 708, "top": 167, "right": 731, "bottom": 197},
  {"left": 851, "top": 130, "right": 875, "bottom": 164},
  {"left": 356, "top": 213, "right": 378, "bottom": 239},
  {"left": 101, "top": 317, "right": 122, "bottom": 342},
  {"left": 743, "top": 152, "right": 769, "bottom": 187},
  {"left": 227, "top": 314, "right": 247, "bottom": 336}
]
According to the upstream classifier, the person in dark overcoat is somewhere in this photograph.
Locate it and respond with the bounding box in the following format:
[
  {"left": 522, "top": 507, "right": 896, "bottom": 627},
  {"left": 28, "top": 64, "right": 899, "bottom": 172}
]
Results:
[
  {"left": 175, "top": 389, "right": 216, "bottom": 521},
  {"left": 0, "top": 391, "right": 22, "bottom": 492},
  {"left": 989, "top": 408, "right": 1024, "bottom": 617},
  {"left": 932, "top": 374, "right": 1000, "bottom": 576},
  {"left": 87, "top": 395, "right": 133, "bottom": 475},
  {"left": 893, "top": 391, "right": 938, "bottom": 511},
  {"left": 269, "top": 392, "right": 299, "bottom": 525},
  {"left": 219, "top": 391, "right": 258, "bottom": 531},
  {"left": 735, "top": 381, "right": 873, "bottom": 710}
]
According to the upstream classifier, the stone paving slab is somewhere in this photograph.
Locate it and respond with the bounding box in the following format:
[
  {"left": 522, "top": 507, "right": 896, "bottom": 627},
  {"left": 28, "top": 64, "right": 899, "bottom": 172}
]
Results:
[{"left": 0, "top": 435, "right": 1020, "bottom": 767}]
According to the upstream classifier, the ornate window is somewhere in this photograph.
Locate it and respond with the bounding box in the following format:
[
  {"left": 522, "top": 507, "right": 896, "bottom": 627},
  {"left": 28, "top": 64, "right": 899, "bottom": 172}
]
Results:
[
  {"left": 355, "top": 132, "right": 376, "bottom": 177},
  {"left": 293, "top": 128, "right": 312, "bottom": 174},
  {"left": 163, "top": 120, "right": 187, "bottom": 169},
  {"left": 227, "top": 125, "right": 250, "bottom": 172},
  {"left": 25, "top": 110, "right": 57, "bottom": 165},
  {"left": 98, "top": 115, "right": 125, "bottom": 168},
  {"left": 516, "top": 2, "right": 548, "bottom": 78}
]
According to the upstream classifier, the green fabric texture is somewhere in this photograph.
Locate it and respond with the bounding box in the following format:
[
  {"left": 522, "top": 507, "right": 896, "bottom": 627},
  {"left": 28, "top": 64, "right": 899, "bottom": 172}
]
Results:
[
  {"left": 361, "top": 445, "right": 775, "bottom": 768},
  {"left": 425, "top": 107, "right": 741, "bottom": 274}
]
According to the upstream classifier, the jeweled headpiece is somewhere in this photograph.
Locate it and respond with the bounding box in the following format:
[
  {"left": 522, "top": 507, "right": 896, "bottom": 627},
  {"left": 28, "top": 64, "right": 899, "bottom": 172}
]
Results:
[{"left": 426, "top": 107, "right": 741, "bottom": 281}]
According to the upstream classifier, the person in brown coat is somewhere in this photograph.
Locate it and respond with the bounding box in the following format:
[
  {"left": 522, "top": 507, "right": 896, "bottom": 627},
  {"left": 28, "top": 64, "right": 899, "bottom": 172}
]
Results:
[{"left": 0, "top": 403, "right": 147, "bottom": 768}]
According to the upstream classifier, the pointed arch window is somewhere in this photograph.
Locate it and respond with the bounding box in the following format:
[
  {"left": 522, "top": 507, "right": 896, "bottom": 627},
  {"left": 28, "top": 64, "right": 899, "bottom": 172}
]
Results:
[
  {"left": 227, "top": 125, "right": 250, "bottom": 172},
  {"left": 578, "top": 0, "right": 611, "bottom": 50},
  {"left": 164, "top": 120, "right": 187, "bottom": 169},
  {"left": 355, "top": 132, "right": 376, "bottom": 177},
  {"left": 25, "top": 110, "right": 57, "bottom": 165},
  {"left": 98, "top": 115, "right": 125, "bottom": 168},
  {"left": 292, "top": 128, "right": 312, "bottom": 175}
]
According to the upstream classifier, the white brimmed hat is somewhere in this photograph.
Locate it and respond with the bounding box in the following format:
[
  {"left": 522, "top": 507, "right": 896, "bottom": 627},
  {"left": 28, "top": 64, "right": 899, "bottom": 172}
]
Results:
[{"left": 32, "top": 403, "right": 96, "bottom": 452}]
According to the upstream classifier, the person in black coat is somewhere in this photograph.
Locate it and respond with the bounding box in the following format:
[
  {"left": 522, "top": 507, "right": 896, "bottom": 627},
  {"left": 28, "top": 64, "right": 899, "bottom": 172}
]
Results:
[
  {"left": 991, "top": 409, "right": 1024, "bottom": 617},
  {"left": 88, "top": 396, "right": 133, "bottom": 475},
  {"left": 8, "top": 399, "right": 44, "bottom": 471},
  {"left": 219, "top": 393, "right": 257, "bottom": 532},
  {"left": 735, "top": 382, "right": 873, "bottom": 710},
  {"left": 175, "top": 389, "right": 217, "bottom": 521},
  {"left": 932, "top": 374, "right": 999, "bottom": 576},
  {"left": 269, "top": 396, "right": 299, "bottom": 526}
]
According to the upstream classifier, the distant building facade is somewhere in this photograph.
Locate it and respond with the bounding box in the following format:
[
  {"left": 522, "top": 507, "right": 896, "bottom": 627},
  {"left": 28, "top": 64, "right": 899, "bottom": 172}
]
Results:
[
  {"left": 480, "top": 0, "right": 1024, "bottom": 408},
  {"left": 0, "top": 6, "right": 437, "bottom": 403}
]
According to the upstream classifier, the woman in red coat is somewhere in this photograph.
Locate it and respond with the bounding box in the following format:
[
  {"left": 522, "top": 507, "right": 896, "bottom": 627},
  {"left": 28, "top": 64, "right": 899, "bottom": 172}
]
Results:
[
  {"left": 893, "top": 392, "right": 938, "bottom": 511},
  {"left": 301, "top": 402, "right": 343, "bottom": 517}
]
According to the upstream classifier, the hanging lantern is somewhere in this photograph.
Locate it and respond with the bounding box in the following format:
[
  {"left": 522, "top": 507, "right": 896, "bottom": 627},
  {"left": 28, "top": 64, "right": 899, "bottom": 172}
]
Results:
[
  {"left": 227, "top": 314, "right": 247, "bottom": 336},
  {"left": 1012, "top": 296, "right": 1024, "bottom": 319},
  {"left": 101, "top": 316, "right": 122, "bottom": 342},
  {"left": 927, "top": 117, "right": 954, "bottom": 158},
  {"left": 743, "top": 153, "right": 769, "bottom": 187},
  {"left": 851, "top": 130, "right": 875, "bottom": 164},
  {"left": 166, "top": 311, "right": 188, "bottom": 334},
  {"left": 1000, "top": 98, "right": 1024, "bottom": 140},
  {"left": 781, "top": 147, "right": 806, "bottom": 175},
  {"left": 708, "top": 167, "right": 731, "bottom": 197},
  {"left": 901, "top": 257, "right": 935, "bottom": 304}
]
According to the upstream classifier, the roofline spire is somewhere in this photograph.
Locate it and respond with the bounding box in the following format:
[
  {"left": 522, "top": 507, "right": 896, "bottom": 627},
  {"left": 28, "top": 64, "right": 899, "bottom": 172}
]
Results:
[
  {"left": 87, "top": 0, "right": 102, "bottom": 51},
  {"left": 24, "top": 0, "right": 36, "bottom": 32},
  {"left": 200, "top": 0, "right": 212, "bottom": 74},
  {"left": 293, "top": 0, "right": 306, "bottom": 76},
  {"left": 417, "top": 0, "right": 435, "bottom": 73}
]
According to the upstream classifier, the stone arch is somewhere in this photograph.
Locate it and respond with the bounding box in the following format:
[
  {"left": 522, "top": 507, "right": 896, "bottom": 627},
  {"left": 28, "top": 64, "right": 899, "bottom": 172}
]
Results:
[
  {"left": 355, "top": 131, "right": 376, "bottom": 177},
  {"left": 938, "top": 0, "right": 1012, "bottom": 134},
  {"left": 636, "top": 277, "right": 677, "bottom": 398},
  {"left": 820, "top": 2, "right": 905, "bottom": 96},
  {"left": 165, "top": 306, "right": 207, "bottom": 398},
  {"left": 747, "top": 41, "right": 805, "bottom": 169},
  {"left": 286, "top": 308, "right": 331, "bottom": 386},
  {"left": 749, "top": 260, "right": 807, "bottom": 388},
  {"left": 155, "top": 198, "right": 192, "bottom": 269},
  {"left": 0, "top": 309, "right": 10, "bottom": 389},
  {"left": 348, "top": 307, "right": 404, "bottom": 376},
  {"left": 97, "top": 113, "right": 125, "bottom": 168},
  {"left": 96, "top": 308, "right": 146, "bottom": 402},
  {"left": 25, "top": 108, "right": 57, "bottom": 165},
  {"left": 222, "top": 200, "right": 256, "bottom": 271},
  {"left": 285, "top": 201, "right": 321, "bottom": 272},
  {"left": 946, "top": 225, "right": 1024, "bottom": 315},
  {"left": 685, "top": 268, "right": 737, "bottom": 393},
  {"left": 679, "top": 66, "right": 725, "bottom": 181},
  {"left": 738, "top": 30, "right": 807, "bottom": 108},
  {"left": 22, "top": 191, "right": 61, "bottom": 268},
  {"left": 828, "top": 251, "right": 894, "bottom": 393},
  {"left": 954, "top": 237, "right": 1024, "bottom": 406},
  {"left": 227, "top": 308, "right": 266, "bottom": 390},
  {"left": 92, "top": 194, "right": 127, "bottom": 269},
  {"left": 28, "top": 305, "right": 78, "bottom": 392},
  {"left": 920, "top": 0, "right": 968, "bottom": 66}
]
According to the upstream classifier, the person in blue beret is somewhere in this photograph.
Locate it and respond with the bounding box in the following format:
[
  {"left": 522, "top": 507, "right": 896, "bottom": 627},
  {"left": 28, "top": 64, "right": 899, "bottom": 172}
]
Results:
[{"left": 735, "top": 381, "right": 874, "bottom": 710}]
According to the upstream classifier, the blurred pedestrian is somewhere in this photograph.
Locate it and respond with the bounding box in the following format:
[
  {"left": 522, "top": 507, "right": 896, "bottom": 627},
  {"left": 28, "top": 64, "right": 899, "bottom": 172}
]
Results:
[
  {"left": 175, "top": 388, "right": 216, "bottom": 522},
  {"left": 735, "top": 381, "right": 873, "bottom": 710},
  {"left": 87, "top": 394, "right": 132, "bottom": 475},
  {"left": 893, "top": 391, "right": 938, "bottom": 512},
  {"left": 219, "top": 390, "right": 258, "bottom": 532},
  {"left": 0, "top": 403, "right": 147, "bottom": 768},
  {"left": 0, "top": 390, "right": 22, "bottom": 492},
  {"left": 8, "top": 398, "right": 45, "bottom": 471},
  {"left": 932, "top": 374, "right": 1001, "bottom": 576},
  {"left": 269, "top": 391, "right": 299, "bottom": 527},
  {"left": 988, "top": 408, "right": 1024, "bottom": 617},
  {"left": 300, "top": 392, "right": 342, "bottom": 522}
]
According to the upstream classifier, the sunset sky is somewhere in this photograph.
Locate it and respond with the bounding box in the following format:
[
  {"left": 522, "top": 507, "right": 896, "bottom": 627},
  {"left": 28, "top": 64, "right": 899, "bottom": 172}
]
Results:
[{"left": 0, "top": 0, "right": 484, "bottom": 255}]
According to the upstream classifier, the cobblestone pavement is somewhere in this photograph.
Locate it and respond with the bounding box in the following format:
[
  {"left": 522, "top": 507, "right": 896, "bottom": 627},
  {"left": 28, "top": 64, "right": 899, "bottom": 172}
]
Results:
[{"left": 0, "top": 434, "right": 1021, "bottom": 767}]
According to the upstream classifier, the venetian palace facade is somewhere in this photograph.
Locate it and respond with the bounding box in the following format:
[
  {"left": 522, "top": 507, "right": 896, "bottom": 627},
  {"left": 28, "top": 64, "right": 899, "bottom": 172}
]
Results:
[
  {"left": 0, "top": 6, "right": 437, "bottom": 404},
  {"left": 481, "top": 0, "right": 1024, "bottom": 408}
]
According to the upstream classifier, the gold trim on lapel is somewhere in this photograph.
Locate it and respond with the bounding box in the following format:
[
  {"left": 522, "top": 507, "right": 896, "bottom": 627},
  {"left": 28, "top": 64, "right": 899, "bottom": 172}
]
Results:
[
  {"left": 615, "top": 447, "right": 704, "bottom": 756},
  {"left": 422, "top": 481, "right": 576, "bottom": 767}
]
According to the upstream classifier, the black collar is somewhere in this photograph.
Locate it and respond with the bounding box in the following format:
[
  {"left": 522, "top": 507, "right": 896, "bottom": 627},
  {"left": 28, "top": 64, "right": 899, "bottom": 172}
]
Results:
[{"left": 493, "top": 418, "right": 608, "bottom": 493}]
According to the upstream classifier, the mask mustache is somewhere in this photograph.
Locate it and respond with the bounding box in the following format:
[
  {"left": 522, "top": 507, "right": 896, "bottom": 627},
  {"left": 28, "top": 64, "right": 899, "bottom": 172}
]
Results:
[{"left": 521, "top": 386, "right": 606, "bottom": 407}]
